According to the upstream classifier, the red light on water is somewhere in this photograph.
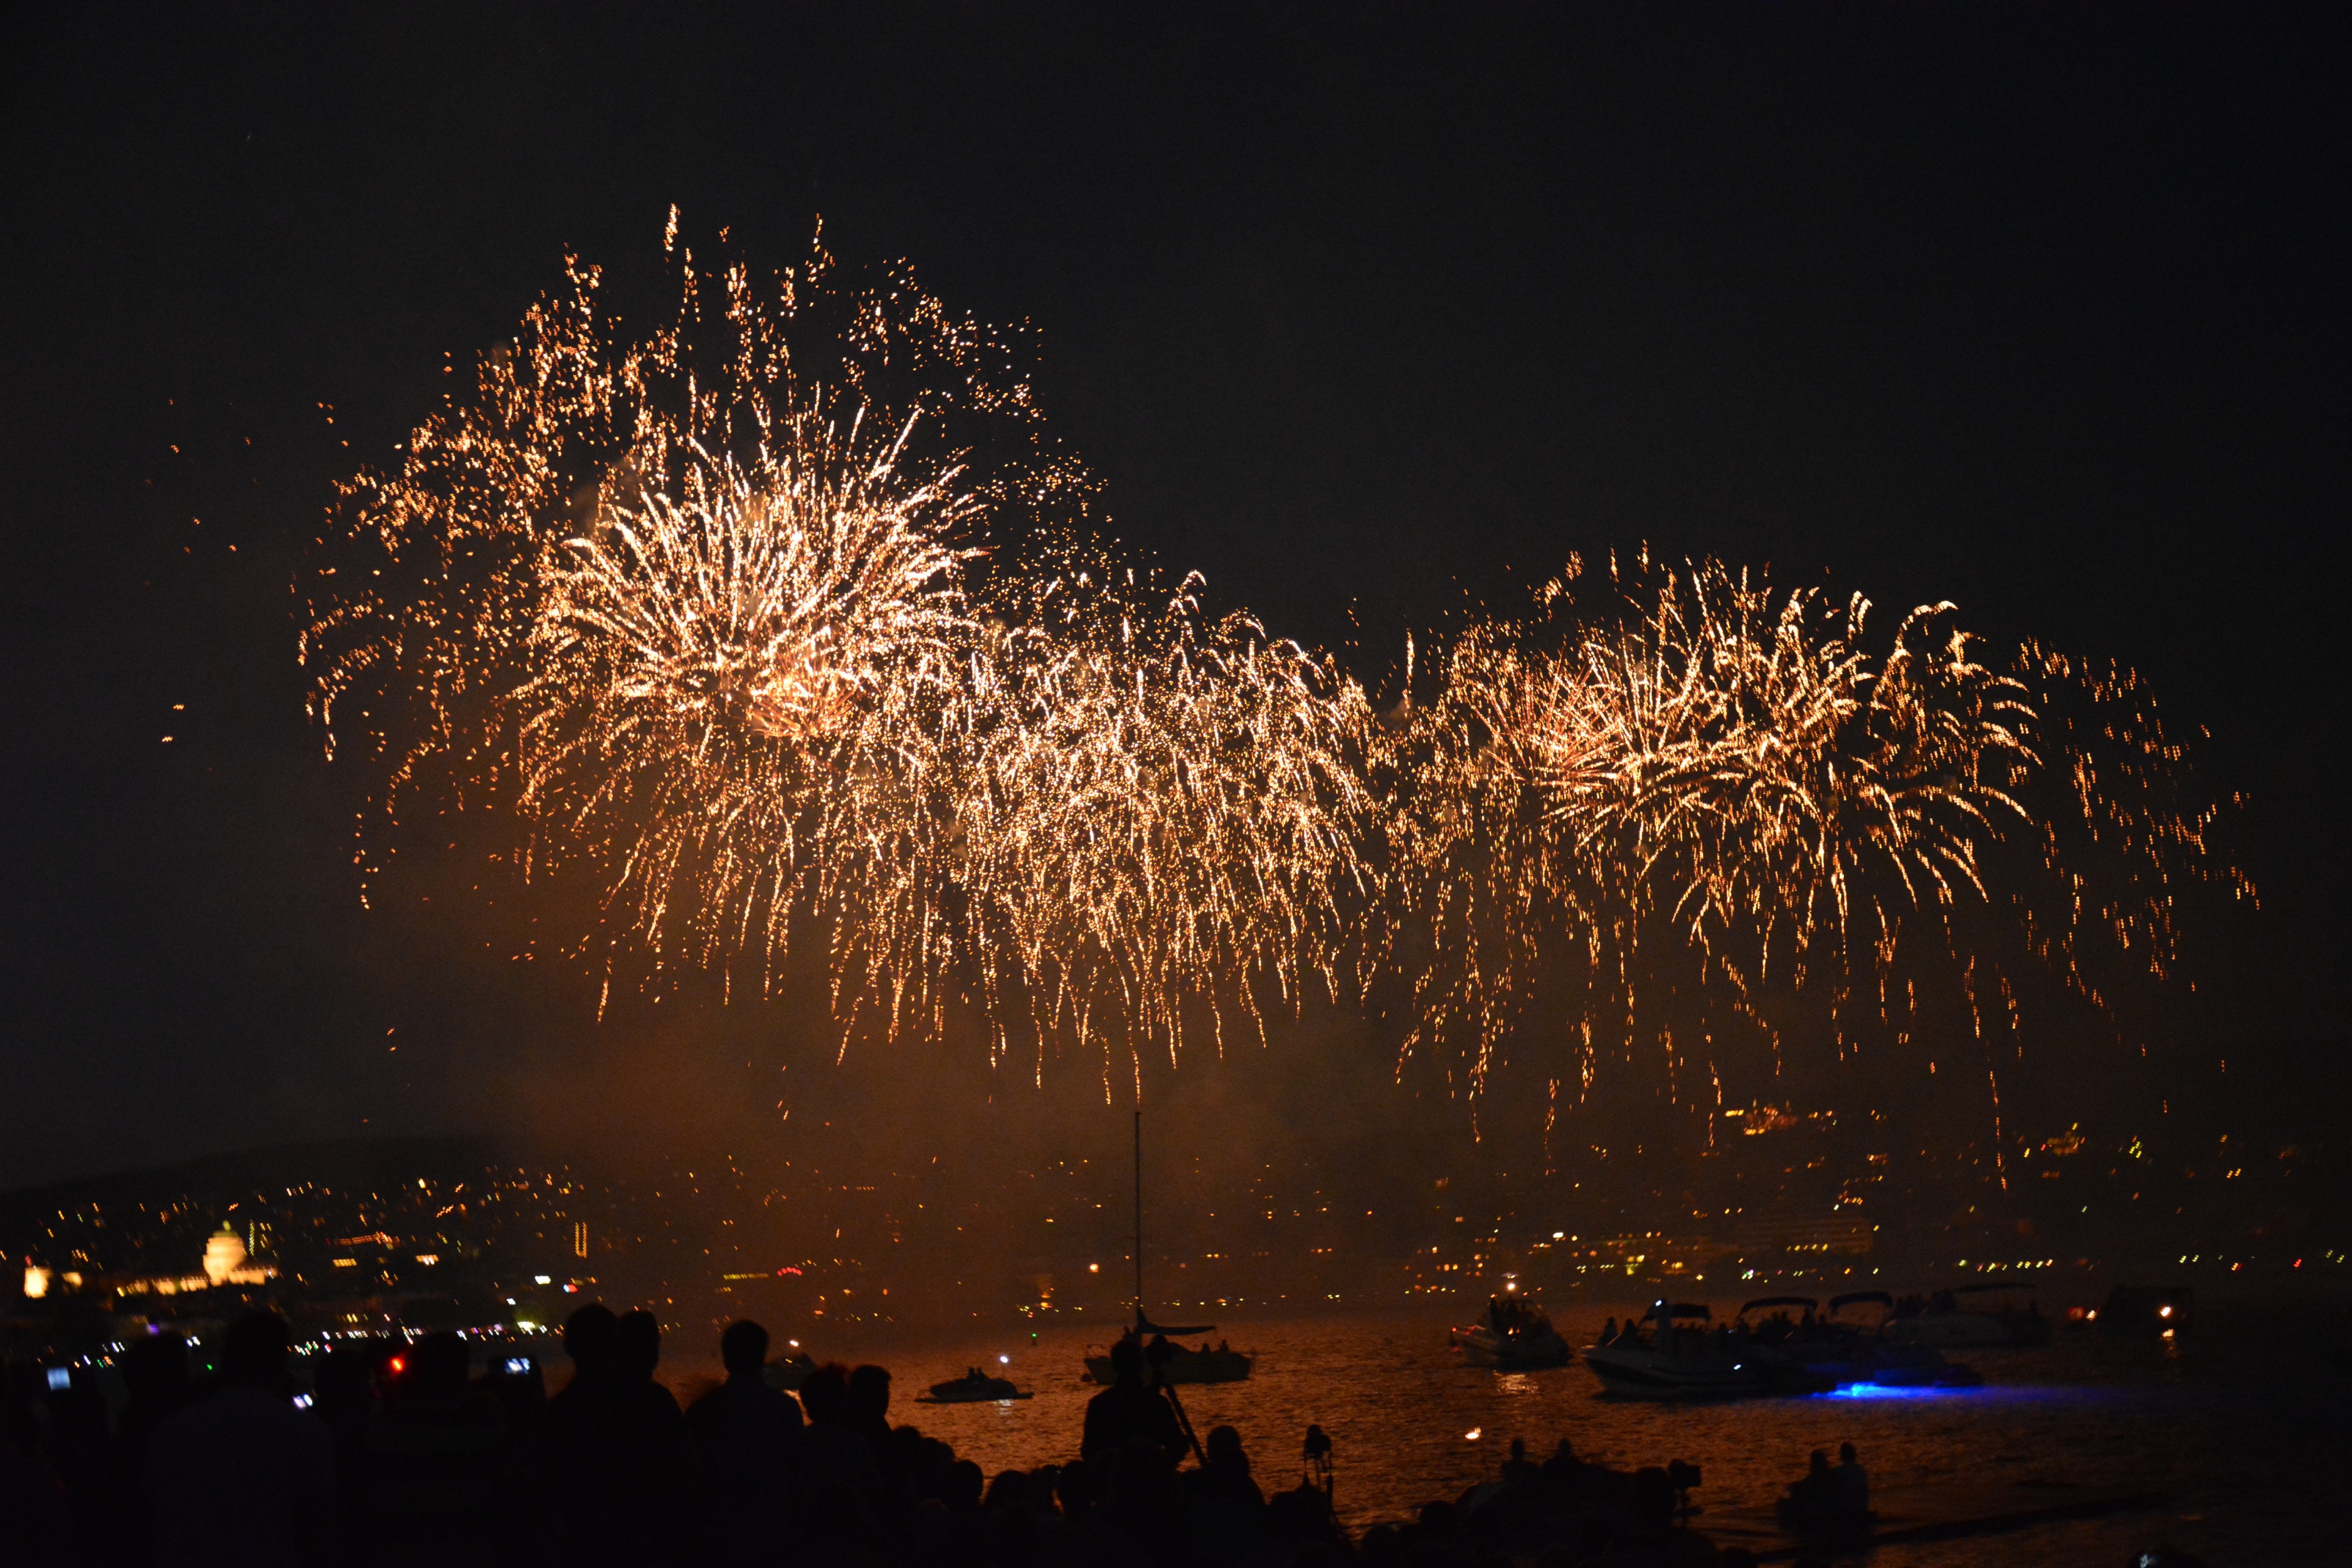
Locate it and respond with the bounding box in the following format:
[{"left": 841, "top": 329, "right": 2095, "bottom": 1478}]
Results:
[
  {"left": 776, "top": 1266, "right": 802, "bottom": 1276},
  {"left": 388, "top": 1356, "right": 406, "bottom": 1375}
]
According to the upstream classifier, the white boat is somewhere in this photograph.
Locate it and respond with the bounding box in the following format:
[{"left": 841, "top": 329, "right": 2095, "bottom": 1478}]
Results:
[
  {"left": 1582, "top": 1301, "right": 1833, "bottom": 1399},
  {"left": 1450, "top": 1296, "right": 1572, "bottom": 1368},
  {"left": 1882, "top": 1282, "right": 2050, "bottom": 1350},
  {"left": 1796, "top": 1292, "right": 1983, "bottom": 1387}
]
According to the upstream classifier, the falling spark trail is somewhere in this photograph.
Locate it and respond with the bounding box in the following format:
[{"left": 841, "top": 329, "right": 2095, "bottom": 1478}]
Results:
[{"left": 305, "top": 226, "right": 2250, "bottom": 1121}]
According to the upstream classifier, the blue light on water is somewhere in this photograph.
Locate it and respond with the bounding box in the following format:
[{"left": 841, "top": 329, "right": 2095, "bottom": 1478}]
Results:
[{"left": 1826, "top": 1381, "right": 1970, "bottom": 1399}]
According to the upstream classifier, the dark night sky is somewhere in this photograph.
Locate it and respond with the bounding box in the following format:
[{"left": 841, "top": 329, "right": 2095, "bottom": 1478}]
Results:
[{"left": 1, "top": 4, "right": 2344, "bottom": 1189}]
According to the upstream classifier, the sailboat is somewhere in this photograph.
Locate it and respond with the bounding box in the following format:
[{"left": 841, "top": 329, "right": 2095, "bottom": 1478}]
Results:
[{"left": 1082, "top": 1111, "right": 1254, "bottom": 1385}]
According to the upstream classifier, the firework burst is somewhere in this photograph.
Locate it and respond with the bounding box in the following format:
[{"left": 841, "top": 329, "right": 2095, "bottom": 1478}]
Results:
[
  {"left": 305, "top": 221, "right": 1378, "bottom": 1067},
  {"left": 305, "top": 225, "right": 2250, "bottom": 1121},
  {"left": 511, "top": 420, "right": 977, "bottom": 988},
  {"left": 1373, "top": 549, "right": 2250, "bottom": 1136},
  {"left": 953, "top": 571, "right": 1375, "bottom": 1081}
]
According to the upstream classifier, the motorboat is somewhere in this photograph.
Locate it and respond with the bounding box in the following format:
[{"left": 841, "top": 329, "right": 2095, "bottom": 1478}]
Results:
[
  {"left": 1882, "top": 1281, "right": 2051, "bottom": 1349},
  {"left": 1450, "top": 1295, "right": 1573, "bottom": 1369},
  {"left": 1582, "top": 1301, "right": 1835, "bottom": 1399},
  {"left": 1806, "top": 1292, "right": 1983, "bottom": 1387},
  {"left": 1084, "top": 1328, "right": 1255, "bottom": 1386},
  {"left": 1719, "top": 1293, "right": 1976, "bottom": 1388},
  {"left": 1082, "top": 1112, "right": 1254, "bottom": 1387},
  {"left": 915, "top": 1368, "right": 1033, "bottom": 1403}
]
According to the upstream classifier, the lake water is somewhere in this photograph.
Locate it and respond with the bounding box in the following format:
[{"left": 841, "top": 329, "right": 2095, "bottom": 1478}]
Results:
[{"left": 662, "top": 1301, "right": 2348, "bottom": 1564}]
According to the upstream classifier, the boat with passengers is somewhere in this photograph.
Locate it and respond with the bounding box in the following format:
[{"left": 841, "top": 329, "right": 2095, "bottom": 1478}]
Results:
[
  {"left": 1450, "top": 1292, "right": 1573, "bottom": 1369},
  {"left": 1582, "top": 1300, "right": 1835, "bottom": 1399},
  {"left": 1882, "top": 1279, "right": 2050, "bottom": 1349},
  {"left": 1735, "top": 1291, "right": 1982, "bottom": 1387},
  {"left": 916, "top": 1367, "right": 1034, "bottom": 1404}
]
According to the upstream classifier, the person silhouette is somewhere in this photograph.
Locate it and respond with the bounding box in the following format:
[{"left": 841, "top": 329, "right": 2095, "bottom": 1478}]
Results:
[
  {"left": 618, "top": 1308, "right": 664, "bottom": 1382},
  {"left": 796, "top": 1362, "right": 885, "bottom": 1513},
  {"left": 1540, "top": 1437, "right": 1584, "bottom": 1495},
  {"left": 686, "top": 1320, "right": 803, "bottom": 1564},
  {"left": 1184, "top": 1424, "right": 1268, "bottom": 1559},
  {"left": 543, "top": 1303, "right": 689, "bottom": 1567},
  {"left": 1777, "top": 1447, "right": 1839, "bottom": 1528},
  {"left": 1833, "top": 1441, "right": 1868, "bottom": 1515},
  {"left": 99, "top": 1331, "right": 191, "bottom": 1559},
  {"left": 366, "top": 1330, "right": 511, "bottom": 1552},
  {"left": 116, "top": 1330, "right": 191, "bottom": 1459},
  {"left": 848, "top": 1363, "right": 894, "bottom": 1461},
  {"left": 141, "top": 1309, "right": 336, "bottom": 1568},
  {"left": 1080, "top": 1338, "right": 1187, "bottom": 1466}
]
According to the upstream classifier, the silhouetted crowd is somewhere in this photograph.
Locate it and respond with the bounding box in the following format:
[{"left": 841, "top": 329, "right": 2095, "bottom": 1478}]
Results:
[{"left": 8, "top": 1301, "right": 2193, "bottom": 1568}]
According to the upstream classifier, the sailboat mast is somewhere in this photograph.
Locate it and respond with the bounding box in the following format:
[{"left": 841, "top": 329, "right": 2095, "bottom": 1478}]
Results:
[{"left": 1132, "top": 1109, "right": 1144, "bottom": 1324}]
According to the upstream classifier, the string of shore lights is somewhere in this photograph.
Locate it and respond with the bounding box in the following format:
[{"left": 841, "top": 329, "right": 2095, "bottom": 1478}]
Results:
[{"left": 302, "top": 220, "right": 2253, "bottom": 1108}]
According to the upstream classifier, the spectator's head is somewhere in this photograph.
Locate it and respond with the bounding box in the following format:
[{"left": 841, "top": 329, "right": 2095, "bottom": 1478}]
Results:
[
  {"left": 849, "top": 1363, "right": 892, "bottom": 1424},
  {"left": 121, "top": 1332, "right": 189, "bottom": 1405},
  {"left": 1108, "top": 1337, "right": 1144, "bottom": 1384},
  {"left": 619, "top": 1309, "right": 661, "bottom": 1377},
  {"left": 720, "top": 1319, "right": 769, "bottom": 1379},
  {"left": 799, "top": 1361, "right": 851, "bottom": 1426},
  {"left": 406, "top": 1332, "right": 470, "bottom": 1398},
  {"left": 563, "top": 1303, "right": 622, "bottom": 1377},
  {"left": 221, "top": 1310, "right": 292, "bottom": 1389},
  {"left": 1839, "top": 1441, "right": 1858, "bottom": 1465},
  {"left": 983, "top": 1468, "right": 1030, "bottom": 1513},
  {"left": 1206, "top": 1424, "right": 1247, "bottom": 1473},
  {"left": 314, "top": 1349, "right": 376, "bottom": 1419}
]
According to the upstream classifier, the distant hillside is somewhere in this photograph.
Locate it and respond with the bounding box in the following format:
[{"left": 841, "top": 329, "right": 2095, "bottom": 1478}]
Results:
[{"left": 0, "top": 1134, "right": 504, "bottom": 1232}]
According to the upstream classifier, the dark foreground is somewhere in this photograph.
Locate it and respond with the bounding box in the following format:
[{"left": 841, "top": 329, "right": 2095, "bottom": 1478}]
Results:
[{"left": 2, "top": 1299, "right": 2297, "bottom": 1567}]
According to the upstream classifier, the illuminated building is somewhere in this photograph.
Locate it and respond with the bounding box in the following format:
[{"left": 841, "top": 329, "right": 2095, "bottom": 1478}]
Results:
[
  {"left": 203, "top": 1224, "right": 249, "bottom": 1285},
  {"left": 109, "top": 1223, "right": 277, "bottom": 1297}
]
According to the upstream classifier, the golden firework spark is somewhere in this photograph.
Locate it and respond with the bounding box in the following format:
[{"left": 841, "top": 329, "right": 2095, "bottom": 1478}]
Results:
[
  {"left": 952, "top": 570, "right": 1375, "bottom": 1084},
  {"left": 305, "top": 220, "right": 1377, "bottom": 1067},
  {"left": 1372, "top": 549, "right": 2252, "bottom": 1116},
  {"left": 512, "top": 421, "right": 977, "bottom": 989},
  {"left": 305, "top": 225, "right": 2250, "bottom": 1115}
]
